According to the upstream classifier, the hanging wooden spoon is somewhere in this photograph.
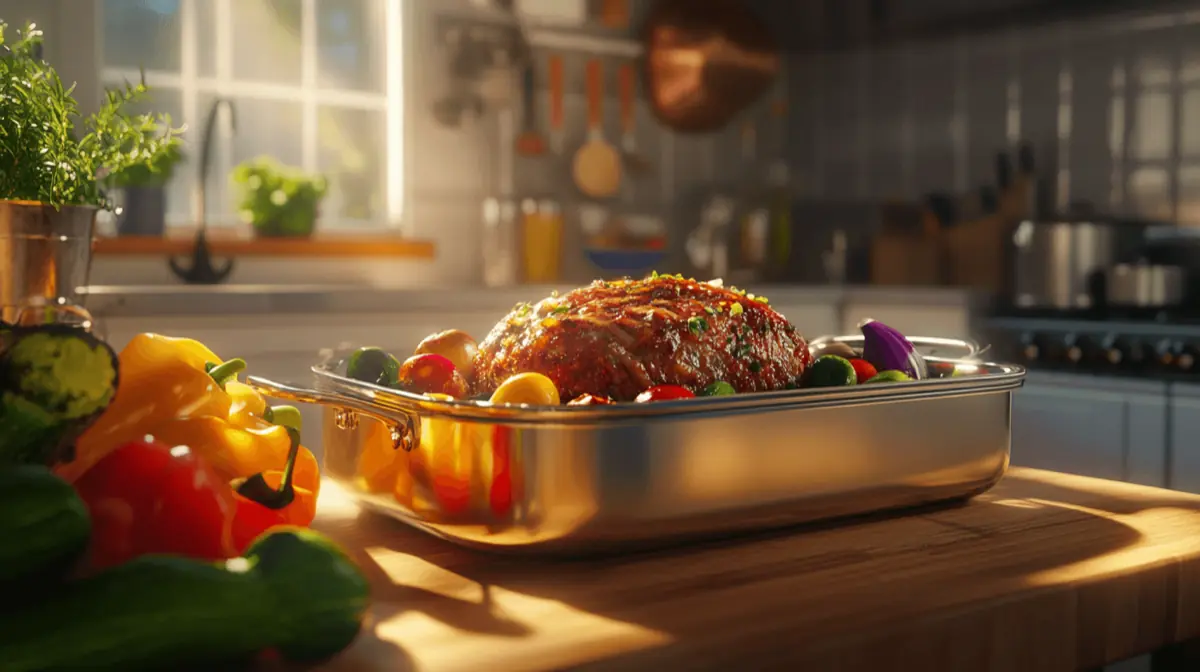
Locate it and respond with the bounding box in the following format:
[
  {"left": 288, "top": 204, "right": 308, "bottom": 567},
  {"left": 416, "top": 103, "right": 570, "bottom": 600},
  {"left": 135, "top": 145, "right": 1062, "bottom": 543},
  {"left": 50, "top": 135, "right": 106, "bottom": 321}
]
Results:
[{"left": 571, "top": 59, "right": 622, "bottom": 199}]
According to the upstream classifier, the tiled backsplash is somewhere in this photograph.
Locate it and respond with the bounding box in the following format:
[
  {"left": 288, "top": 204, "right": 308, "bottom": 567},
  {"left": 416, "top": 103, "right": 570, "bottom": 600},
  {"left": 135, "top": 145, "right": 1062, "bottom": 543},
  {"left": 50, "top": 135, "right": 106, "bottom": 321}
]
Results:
[{"left": 786, "top": 2, "right": 1200, "bottom": 226}]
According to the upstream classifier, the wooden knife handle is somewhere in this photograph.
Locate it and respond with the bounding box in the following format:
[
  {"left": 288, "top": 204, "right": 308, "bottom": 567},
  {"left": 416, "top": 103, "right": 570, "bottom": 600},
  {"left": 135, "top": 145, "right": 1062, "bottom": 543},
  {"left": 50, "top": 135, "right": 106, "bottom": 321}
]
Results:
[
  {"left": 549, "top": 55, "right": 564, "bottom": 130},
  {"left": 618, "top": 63, "right": 635, "bottom": 133},
  {"left": 586, "top": 60, "right": 603, "bottom": 131}
]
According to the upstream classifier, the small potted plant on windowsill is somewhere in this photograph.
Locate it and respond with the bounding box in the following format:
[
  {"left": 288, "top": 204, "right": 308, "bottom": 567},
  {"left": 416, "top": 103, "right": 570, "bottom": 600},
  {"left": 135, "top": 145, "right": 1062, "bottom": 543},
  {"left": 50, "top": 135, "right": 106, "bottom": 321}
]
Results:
[
  {"left": 0, "top": 21, "right": 183, "bottom": 319},
  {"left": 106, "top": 139, "right": 184, "bottom": 237},
  {"left": 231, "top": 157, "right": 328, "bottom": 239}
]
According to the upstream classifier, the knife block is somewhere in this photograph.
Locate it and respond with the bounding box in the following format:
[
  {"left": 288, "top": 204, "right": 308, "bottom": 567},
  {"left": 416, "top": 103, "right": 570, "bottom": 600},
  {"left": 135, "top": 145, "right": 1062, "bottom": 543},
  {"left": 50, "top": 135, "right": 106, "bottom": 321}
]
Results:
[{"left": 942, "top": 214, "right": 1011, "bottom": 294}]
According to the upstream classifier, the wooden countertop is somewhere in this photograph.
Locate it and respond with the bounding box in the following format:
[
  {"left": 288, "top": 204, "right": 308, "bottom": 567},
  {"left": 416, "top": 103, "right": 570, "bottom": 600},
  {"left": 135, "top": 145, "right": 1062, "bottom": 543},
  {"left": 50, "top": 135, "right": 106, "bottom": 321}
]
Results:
[
  {"left": 311, "top": 468, "right": 1200, "bottom": 672},
  {"left": 92, "top": 235, "right": 436, "bottom": 259}
]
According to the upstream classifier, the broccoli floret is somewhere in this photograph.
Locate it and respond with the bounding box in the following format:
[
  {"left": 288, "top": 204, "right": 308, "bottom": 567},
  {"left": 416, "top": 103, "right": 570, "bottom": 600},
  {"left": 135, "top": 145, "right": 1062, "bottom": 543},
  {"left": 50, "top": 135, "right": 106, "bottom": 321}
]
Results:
[{"left": 0, "top": 325, "right": 119, "bottom": 466}]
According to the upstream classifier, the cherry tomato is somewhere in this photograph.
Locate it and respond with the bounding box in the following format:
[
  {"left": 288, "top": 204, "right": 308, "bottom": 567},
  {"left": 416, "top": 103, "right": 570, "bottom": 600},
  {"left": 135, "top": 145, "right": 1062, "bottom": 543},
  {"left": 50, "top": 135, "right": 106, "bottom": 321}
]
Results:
[
  {"left": 635, "top": 385, "right": 696, "bottom": 402},
  {"left": 397, "top": 353, "right": 468, "bottom": 398},
  {"left": 73, "top": 438, "right": 237, "bottom": 570},
  {"left": 490, "top": 372, "right": 560, "bottom": 406},
  {"left": 415, "top": 330, "right": 479, "bottom": 380},
  {"left": 567, "top": 393, "right": 615, "bottom": 406},
  {"left": 848, "top": 358, "right": 878, "bottom": 384}
]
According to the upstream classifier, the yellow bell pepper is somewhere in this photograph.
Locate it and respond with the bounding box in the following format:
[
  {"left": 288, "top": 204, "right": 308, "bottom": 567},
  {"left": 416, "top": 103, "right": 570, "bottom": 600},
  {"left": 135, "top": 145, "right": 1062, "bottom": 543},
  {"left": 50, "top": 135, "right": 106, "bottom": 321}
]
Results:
[
  {"left": 60, "top": 334, "right": 233, "bottom": 482},
  {"left": 60, "top": 333, "right": 321, "bottom": 499}
]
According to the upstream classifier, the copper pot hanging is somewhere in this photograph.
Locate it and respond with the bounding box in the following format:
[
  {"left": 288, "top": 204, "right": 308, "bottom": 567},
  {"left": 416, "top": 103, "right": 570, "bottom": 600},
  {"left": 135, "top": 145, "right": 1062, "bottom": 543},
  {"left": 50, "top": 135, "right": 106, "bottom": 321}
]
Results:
[{"left": 642, "top": 0, "right": 780, "bottom": 135}]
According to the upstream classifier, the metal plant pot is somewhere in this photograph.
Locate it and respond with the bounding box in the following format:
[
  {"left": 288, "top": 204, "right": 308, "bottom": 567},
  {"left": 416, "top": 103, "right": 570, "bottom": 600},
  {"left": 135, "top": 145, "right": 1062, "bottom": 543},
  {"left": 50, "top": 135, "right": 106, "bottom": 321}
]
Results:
[{"left": 0, "top": 200, "right": 98, "bottom": 324}]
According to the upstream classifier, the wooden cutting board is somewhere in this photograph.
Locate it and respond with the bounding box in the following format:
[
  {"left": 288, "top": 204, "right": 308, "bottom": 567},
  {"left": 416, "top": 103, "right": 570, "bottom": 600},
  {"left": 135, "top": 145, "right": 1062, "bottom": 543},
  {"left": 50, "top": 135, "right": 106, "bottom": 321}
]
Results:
[{"left": 312, "top": 468, "right": 1200, "bottom": 672}]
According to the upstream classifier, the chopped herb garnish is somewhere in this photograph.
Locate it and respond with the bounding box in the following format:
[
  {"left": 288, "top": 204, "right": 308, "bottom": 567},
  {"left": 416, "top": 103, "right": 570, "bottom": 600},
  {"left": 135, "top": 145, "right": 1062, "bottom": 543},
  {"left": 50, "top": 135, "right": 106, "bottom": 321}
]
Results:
[
  {"left": 730, "top": 303, "right": 744, "bottom": 316},
  {"left": 687, "top": 316, "right": 709, "bottom": 336},
  {"left": 704, "top": 306, "right": 716, "bottom": 316},
  {"left": 748, "top": 361, "right": 762, "bottom": 373},
  {"left": 550, "top": 304, "right": 570, "bottom": 315}
]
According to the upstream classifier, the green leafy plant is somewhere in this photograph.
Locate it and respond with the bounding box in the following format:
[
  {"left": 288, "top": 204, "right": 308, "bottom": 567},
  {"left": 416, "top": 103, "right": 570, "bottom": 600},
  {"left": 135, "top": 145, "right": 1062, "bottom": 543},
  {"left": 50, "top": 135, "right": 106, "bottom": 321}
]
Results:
[
  {"left": 0, "top": 22, "right": 184, "bottom": 208},
  {"left": 105, "top": 139, "right": 184, "bottom": 189},
  {"left": 231, "top": 156, "right": 327, "bottom": 238}
]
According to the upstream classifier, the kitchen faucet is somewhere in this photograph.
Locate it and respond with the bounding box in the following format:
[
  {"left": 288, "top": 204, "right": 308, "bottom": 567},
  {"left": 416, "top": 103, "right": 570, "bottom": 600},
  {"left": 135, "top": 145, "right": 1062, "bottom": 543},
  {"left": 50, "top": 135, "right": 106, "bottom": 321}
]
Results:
[{"left": 168, "top": 97, "right": 236, "bottom": 284}]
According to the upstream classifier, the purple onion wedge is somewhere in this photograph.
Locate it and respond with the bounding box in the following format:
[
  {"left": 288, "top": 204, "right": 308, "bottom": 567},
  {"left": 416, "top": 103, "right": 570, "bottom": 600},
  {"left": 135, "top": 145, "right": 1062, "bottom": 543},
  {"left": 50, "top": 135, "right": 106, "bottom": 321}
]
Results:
[{"left": 859, "top": 319, "right": 925, "bottom": 380}]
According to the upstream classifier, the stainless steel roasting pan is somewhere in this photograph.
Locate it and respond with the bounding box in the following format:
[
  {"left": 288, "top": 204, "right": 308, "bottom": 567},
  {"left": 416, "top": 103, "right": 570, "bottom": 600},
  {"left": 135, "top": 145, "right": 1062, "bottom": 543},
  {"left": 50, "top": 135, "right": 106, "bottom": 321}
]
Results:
[{"left": 248, "top": 336, "right": 1025, "bottom": 555}]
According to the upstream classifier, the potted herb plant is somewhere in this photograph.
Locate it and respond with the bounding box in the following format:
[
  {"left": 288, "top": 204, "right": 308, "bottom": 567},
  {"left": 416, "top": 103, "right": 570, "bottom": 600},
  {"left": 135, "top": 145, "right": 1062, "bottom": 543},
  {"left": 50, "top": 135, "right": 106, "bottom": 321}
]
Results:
[
  {"left": 231, "top": 157, "right": 328, "bottom": 238},
  {"left": 106, "top": 138, "right": 184, "bottom": 237},
  {"left": 0, "top": 22, "right": 183, "bottom": 319}
]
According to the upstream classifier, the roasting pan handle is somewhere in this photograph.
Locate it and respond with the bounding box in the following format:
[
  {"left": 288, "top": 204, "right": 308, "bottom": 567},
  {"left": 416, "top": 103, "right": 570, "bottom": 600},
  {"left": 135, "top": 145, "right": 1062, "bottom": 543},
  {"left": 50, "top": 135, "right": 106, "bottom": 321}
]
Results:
[
  {"left": 247, "top": 376, "right": 421, "bottom": 452},
  {"left": 809, "top": 334, "right": 983, "bottom": 360}
]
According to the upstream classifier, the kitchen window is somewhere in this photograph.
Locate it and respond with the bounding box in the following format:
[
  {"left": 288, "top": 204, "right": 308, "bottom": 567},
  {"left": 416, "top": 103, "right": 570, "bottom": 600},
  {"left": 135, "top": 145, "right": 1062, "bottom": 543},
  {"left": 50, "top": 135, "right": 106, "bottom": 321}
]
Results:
[{"left": 98, "top": 0, "right": 405, "bottom": 231}]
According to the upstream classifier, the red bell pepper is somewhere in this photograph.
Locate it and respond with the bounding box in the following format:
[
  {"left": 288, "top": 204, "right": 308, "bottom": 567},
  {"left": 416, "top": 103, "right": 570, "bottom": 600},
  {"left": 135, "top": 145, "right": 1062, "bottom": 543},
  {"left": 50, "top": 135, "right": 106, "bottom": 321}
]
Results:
[
  {"left": 73, "top": 438, "right": 238, "bottom": 570},
  {"left": 75, "top": 427, "right": 318, "bottom": 567}
]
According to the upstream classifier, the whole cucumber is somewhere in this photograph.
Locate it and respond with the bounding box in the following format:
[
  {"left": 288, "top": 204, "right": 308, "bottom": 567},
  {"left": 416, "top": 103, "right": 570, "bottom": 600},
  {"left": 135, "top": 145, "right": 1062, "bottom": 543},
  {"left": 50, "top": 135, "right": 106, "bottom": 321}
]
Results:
[
  {"left": 0, "top": 557, "right": 273, "bottom": 672},
  {"left": 0, "top": 465, "right": 90, "bottom": 589},
  {"left": 0, "top": 528, "right": 370, "bottom": 672}
]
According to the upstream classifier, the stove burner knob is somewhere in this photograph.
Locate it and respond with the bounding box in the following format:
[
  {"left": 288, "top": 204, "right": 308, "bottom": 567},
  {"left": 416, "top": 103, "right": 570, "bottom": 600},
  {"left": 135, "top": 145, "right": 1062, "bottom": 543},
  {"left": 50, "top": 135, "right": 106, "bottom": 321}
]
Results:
[
  {"left": 1063, "top": 333, "right": 1093, "bottom": 365},
  {"left": 1178, "top": 344, "right": 1200, "bottom": 372},
  {"left": 1100, "top": 335, "right": 1145, "bottom": 368},
  {"left": 1017, "top": 332, "right": 1041, "bottom": 362},
  {"left": 1155, "top": 339, "right": 1181, "bottom": 369}
]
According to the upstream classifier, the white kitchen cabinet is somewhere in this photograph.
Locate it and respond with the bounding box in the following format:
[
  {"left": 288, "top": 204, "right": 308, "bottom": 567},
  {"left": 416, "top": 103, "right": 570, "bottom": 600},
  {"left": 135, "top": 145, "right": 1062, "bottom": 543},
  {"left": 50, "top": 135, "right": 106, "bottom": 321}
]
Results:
[
  {"left": 1011, "top": 376, "right": 1127, "bottom": 482},
  {"left": 1010, "top": 373, "right": 1168, "bottom": 486},
  {"left": 1168, "top": 383, "right": 1200, "bottom": 494}
]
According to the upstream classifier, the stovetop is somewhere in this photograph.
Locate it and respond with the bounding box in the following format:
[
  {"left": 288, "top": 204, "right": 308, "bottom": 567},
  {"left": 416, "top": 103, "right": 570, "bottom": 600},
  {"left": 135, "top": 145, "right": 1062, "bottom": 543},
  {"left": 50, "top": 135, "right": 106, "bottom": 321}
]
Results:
[{"left": 982, "top": 307, "right": 1200, "bottom": 380}]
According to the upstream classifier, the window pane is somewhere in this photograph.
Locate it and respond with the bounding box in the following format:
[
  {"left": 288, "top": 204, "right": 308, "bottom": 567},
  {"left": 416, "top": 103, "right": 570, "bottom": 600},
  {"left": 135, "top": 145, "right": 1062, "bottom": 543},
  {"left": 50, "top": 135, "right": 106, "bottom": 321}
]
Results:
[
  {"left": 1184, "top": 89, "right": 1200, "bottom": 159},
  {"left": 1132, "top": 91, "right": 1172, "bottom": 161},
  {"left": 105, "top": 84, "right": 191, "bottom": 222},
  {"left": 317, "top": 0, "right": 385, "bottom": 93},
  {"left": 1178, "top": 165, "right": 1200, "bottom": 226},
  {"left": 223, "top": 98, "right": 305, "bottom": 222},
  {"left": 1128, "top": 167, "right": 1172, "bottom": 220},
  {"left": 231, "top": 0, "right": 303, "bottom": 84},
  {"left": 103, "top": 0, "right": 182, "bottom": 72},
  {"left": 317, "top": 107, "right": 385, "bottom": 224},
  {"left": 196, "top": 0, "right": 216, "bottom": 78}
]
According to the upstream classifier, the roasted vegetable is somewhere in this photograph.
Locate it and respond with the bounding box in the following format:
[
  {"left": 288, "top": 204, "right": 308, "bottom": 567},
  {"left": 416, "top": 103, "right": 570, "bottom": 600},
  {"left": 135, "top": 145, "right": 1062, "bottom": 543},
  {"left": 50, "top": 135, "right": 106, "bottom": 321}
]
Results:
[
  {"left": 635, "top": 384, "right": 696, "bottom": 402},
  {"left": 866, "top": 370, "right": 913, "bottom": 384},
  {"left": 567, "top": 393, "right": 615, "bottom": 405},
  {"left": 345, "top": 346, "right": 400, "bottom": 387},
  {"left": 802, "top": 355, "right": 857, "bottom": 388},
  {"left": 397, "top": 353, "right": 468, "bottom": 398},
  {"left": 847, "top": 358, "right": 878, "bottom": 384},
  {"left": 490, "top": 372, "right": 560, "bottom": 406},
  {"left": 0, "top": 324, "right": 119, "bottom": 466},
  {"left": 0, "top": 466, "right": 91, "bottom": 590},
  {"left": 700, "top": 381, "right": 736, "bottom": 397},
  {"left": 859, "top": 320, "right": 926, "bottom": 381},
  {"left": 414, "top": 330, "right": 479, "bottom": 380},
  {"left": 0, "top": 528, "right": 370, "bottom": 672}
]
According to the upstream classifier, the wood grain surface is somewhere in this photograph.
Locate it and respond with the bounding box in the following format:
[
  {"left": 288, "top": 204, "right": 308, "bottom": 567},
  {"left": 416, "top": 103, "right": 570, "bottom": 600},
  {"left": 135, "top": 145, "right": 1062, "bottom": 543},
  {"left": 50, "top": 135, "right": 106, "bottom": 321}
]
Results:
[{"left": 311, "top": 468, "right": 1200, "bottom": 672}]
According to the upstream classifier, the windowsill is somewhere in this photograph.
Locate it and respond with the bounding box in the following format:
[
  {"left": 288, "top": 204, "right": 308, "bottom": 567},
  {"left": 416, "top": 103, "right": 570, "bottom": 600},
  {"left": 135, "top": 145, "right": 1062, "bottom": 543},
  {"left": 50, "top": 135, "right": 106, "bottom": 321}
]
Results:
[{"left": 93, "top": 230, "right": 436, "bottom": 259}]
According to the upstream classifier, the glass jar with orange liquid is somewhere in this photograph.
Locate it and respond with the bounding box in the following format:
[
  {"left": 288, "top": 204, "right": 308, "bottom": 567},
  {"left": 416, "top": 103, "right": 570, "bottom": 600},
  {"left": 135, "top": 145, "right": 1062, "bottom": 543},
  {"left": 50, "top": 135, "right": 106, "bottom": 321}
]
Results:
[{"left": 520, "top": 198, "right": 563, "bottom": 284}]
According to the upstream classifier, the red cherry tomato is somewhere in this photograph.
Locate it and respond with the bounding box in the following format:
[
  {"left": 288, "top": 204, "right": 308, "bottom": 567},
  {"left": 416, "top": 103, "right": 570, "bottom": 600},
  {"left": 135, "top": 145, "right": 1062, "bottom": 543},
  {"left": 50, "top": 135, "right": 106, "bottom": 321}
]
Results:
[
  {"left": 398, "top": 353, "right": 468, "bottom": 398},
  {"left": 848, "top": 358, "right": 878, "bottom": 384},
  {"left": 567, "top": 393, "right": 616, "bottom": 406},
  {"left": 635, "top": 385, "right": 696, "bottom": 403},
  {"left": 73, "top": 438, "right": 237, "bottom": 570}
]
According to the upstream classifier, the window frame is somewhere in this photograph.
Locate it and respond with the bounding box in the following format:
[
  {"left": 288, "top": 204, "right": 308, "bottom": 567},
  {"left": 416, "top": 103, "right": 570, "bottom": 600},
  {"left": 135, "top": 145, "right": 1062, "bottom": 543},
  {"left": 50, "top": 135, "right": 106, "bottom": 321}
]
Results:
[{"left": 92, "top": 0, "right": 408, "bottom": 233}]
